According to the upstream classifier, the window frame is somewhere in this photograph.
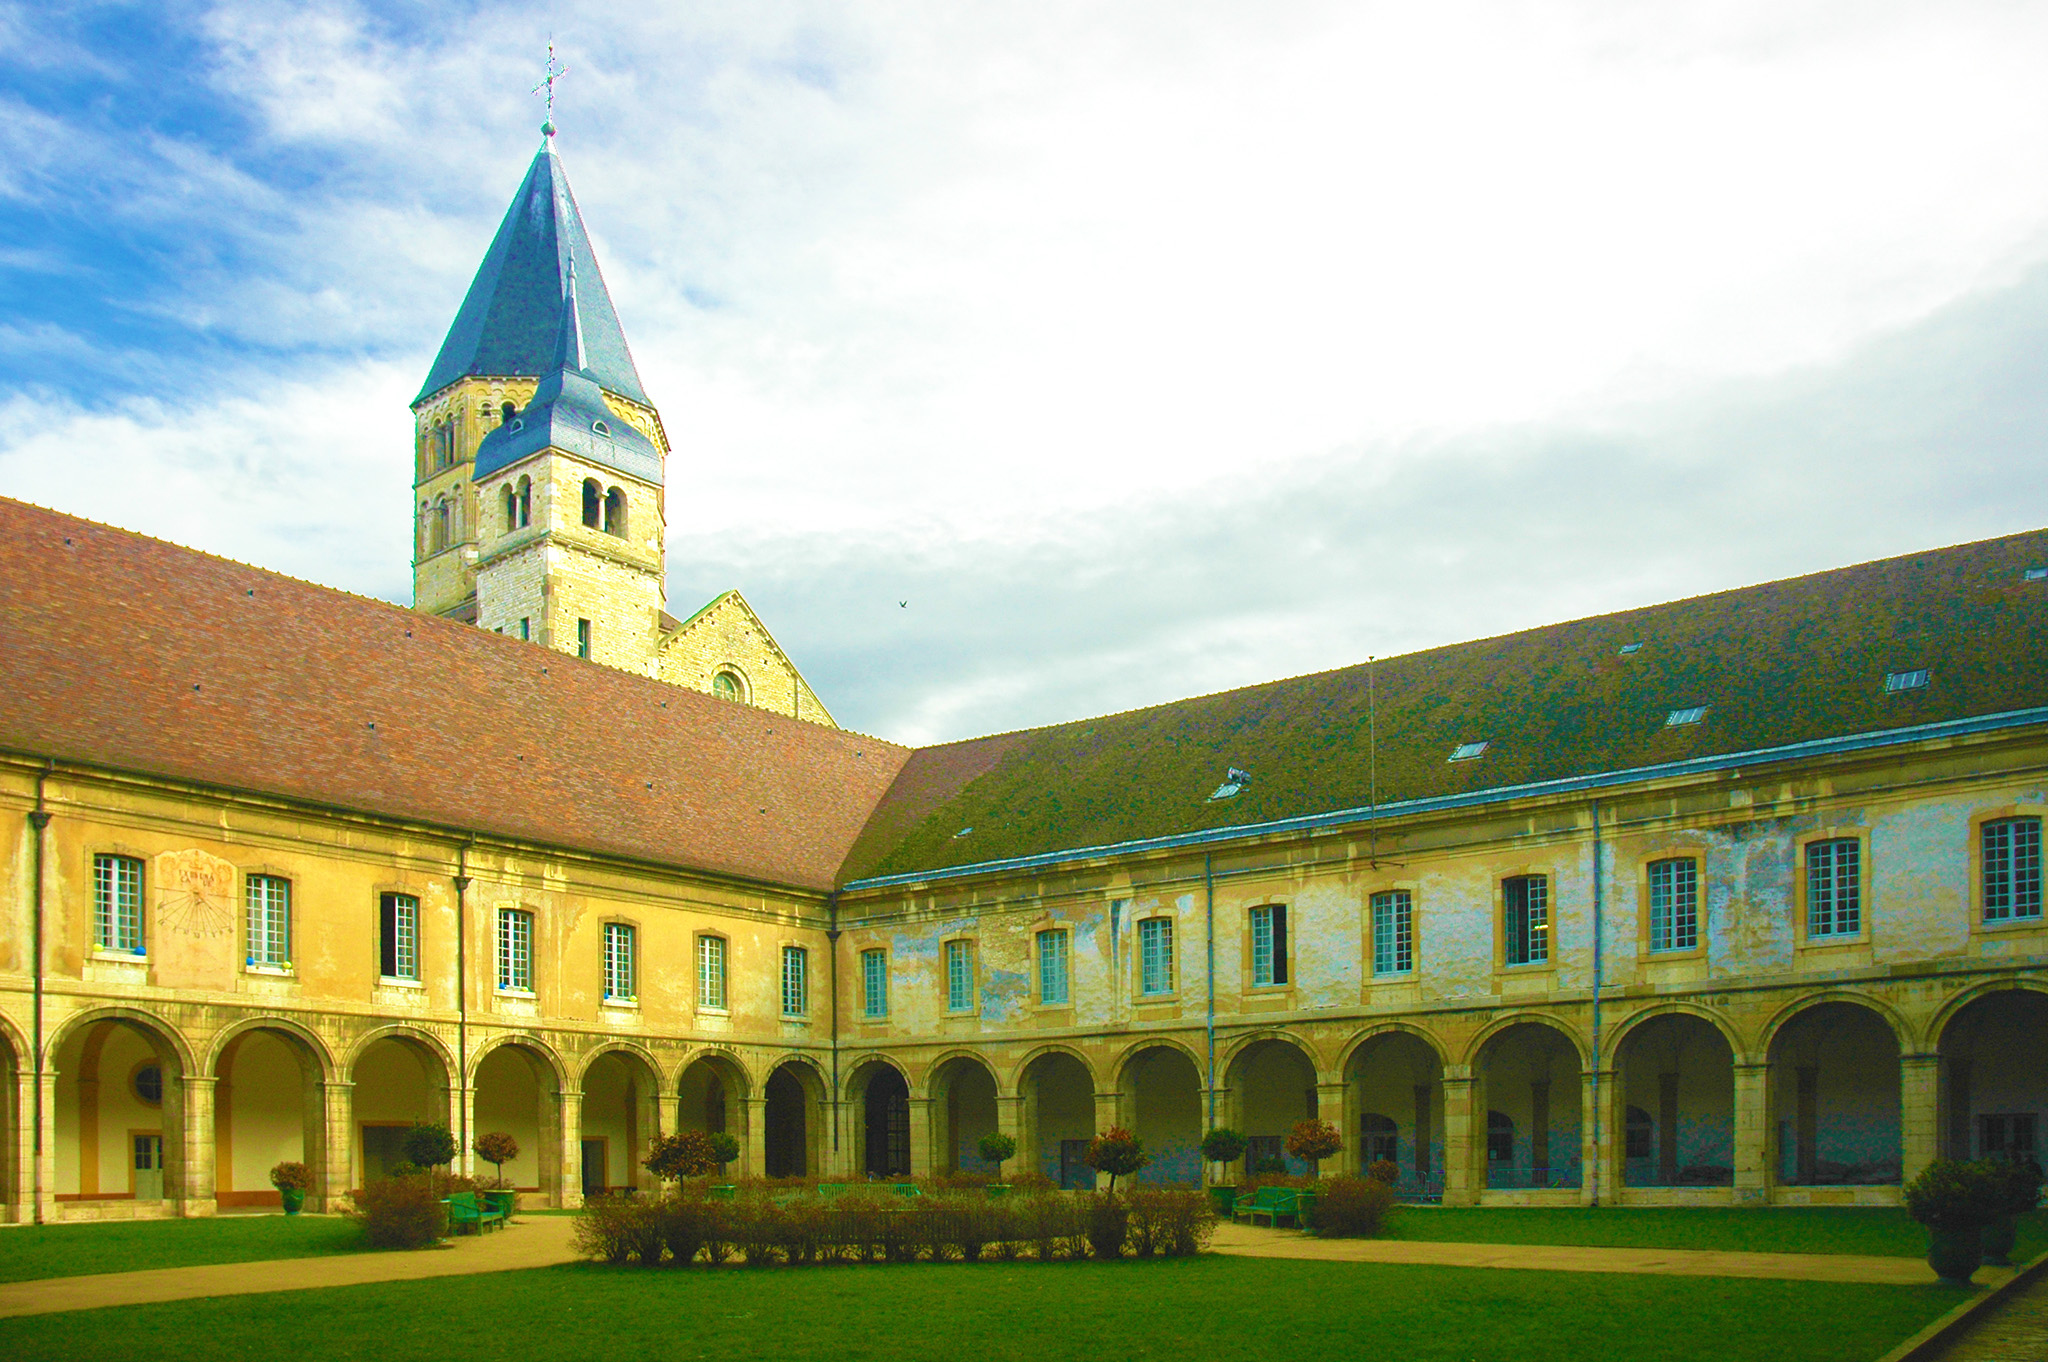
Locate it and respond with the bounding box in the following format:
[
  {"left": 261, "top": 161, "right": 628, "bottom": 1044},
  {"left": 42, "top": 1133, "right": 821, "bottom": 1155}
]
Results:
[
  {"left": 1979, "top": 813, "right": 2044, "bottom": 926},
  {"left": 602, "top": 920, "right": 637, "bottom": 1004},
  {"left": 944, "top": 938, "right": 977, "bottom": 1013},
  {"left": 1500, "top": 873, "right": 1550, "bottom": 969},
  {"left": 1644, "top": 855, "right": 1701, "bottom": 955},
  {"left": 93, "top": 853, "right": 146, "bottom": 956},
  {"left": 1249, "top": 903, "right": 1290, "bottom": 988},
  {"left": 860, "top": 947, "right": 889, "bottom": 1020},
  {"left": 1138, "top": 915, "right": 1175, "bottom": 997},
  {"left": 696, "top": 933, "right": 729, "bottom": 1012},
  {"left": 1370, "top": 888, "right": 1414, "bottom": 977},
  {"left": 379, "top": 890, "right": 421, "bottom": 982},
  {"left": 781, "top": 943, "right": 809, "bottom": 1018},
  {"left": 245, "top": 873, "right": 292, "bottom": 971},
  {"left": 1037, "top": 927, "right": 1072, "bottom": 1007},
  {"left": 496, "top": 906, "right": 535, "bottom": 994},
  {"left": 1799, "top": 834, "right": 1865, "bottom": 942}
]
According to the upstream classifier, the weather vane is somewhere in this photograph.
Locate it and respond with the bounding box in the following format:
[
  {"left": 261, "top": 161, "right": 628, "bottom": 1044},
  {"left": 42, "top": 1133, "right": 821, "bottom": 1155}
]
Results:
[{"left": 534, "top": 38, "right": 569, "bottom": 138}]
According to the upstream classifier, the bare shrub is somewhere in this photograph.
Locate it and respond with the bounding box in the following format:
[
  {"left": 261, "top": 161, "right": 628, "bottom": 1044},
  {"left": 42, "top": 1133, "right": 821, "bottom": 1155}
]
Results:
[
  {"left": 1310, "top": 1176, "right": 1397, "bottom": 1239},
  {"left": 349, "top": 1175, "right": 445, "bottom": 1250}
]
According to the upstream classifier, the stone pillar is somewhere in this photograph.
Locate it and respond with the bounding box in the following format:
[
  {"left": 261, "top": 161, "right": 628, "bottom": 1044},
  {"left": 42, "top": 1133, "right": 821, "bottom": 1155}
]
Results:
[
  {"left": 745, "top": 1097, "right": 769, "bottom": 1181},
  {"left": 995, "top": 1095, "right": 1024, "bottom": 1183},
  {"left": 657, "top": 1091, "right": 681, "bottom": 1143},
  {"left": 906, "top": 1097, "right": 933, "bottom": 1179},
  {"left": 1582, "top": 1067, "right": 1615, "bottom": 1206},
  {"left": 557, "top": 1088, "right": 582, "bottom": 1209},
  {"left": 1901, "top": 1053, "right": 1941, "bottom": 1187},
  {"left": 31, "top": 1068, "right": 57, "bottom": 1224},
  {"left": 319, "top": 1080, "right": 354, "bottom": 1213},
  {"left": 1441, "top": 1069, "right": 1477, "bottom": 1207},
  {"left": 1316, "top": 1082, "right": 1349, "bottom": 1179},
  {"left": 1732, "top": 1061, "right": 1771, "bottom": 1206},
  {"left": 451, "top": 1084, "right": 476, "bottom": 1180},
  {"left": 175, "top": 1074, "right": 216, "bottom": 1217},
  {"left": 1092, "top": 1090, "right": 1121, "bottom": 1136}
]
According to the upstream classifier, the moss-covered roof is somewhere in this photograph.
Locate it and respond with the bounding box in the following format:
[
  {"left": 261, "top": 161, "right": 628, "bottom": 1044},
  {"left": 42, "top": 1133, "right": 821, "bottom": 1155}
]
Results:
[{"left": 840, "top": 529, "right": 2048, "bottom": 884}]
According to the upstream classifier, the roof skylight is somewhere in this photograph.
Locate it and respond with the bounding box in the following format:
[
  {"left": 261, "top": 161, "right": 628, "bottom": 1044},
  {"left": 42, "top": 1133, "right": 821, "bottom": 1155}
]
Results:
[
  {"left": 1449, "top": 741, "right": 1489, "bottom": 762},
  {"left": 1207, "top": 767, "right": 1252, "bottom": 801},
  {"left": 1665, "top": 706, "right": 1708, "bottom": 727},
  {"left": 1618, "top": 642, "right": 1643, "bottom": 655},
  {"left": 1885, "top": 669, "right": 1930, "bottom": 693},
  {"left": 2027, "top": 567, "right": 2047, "bottom": 581}
]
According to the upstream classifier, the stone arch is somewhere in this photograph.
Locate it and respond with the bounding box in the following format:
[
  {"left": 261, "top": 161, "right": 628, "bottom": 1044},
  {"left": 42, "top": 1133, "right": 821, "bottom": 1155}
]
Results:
[
  {"left": 48, "top": 1007, "right": 194, "bottom": 1211},
  {"left": 1934, "top": 982, "right": 2048, "bottom": 1163},
  {"left": 578, "top": 1043, "right": 662, "bottom": 1197},
  {"left": 925, "top": 1051, "right": 1001, "bottom": 1176},
  {"left": 467, "top": 1032, "right": 569, "bottom": 1091},
  {"left": 1119, "top": 1041, "right": 1205, "bottom": 1185},
  {"left": 574, "top": 1040, "right": 661, "bottom": 1091},
  {"left": 1016, "top": 1046, "right": 1098, "bottom": 1189},
  {"left": 670, "top": 1045, "right": 755, "bottom": 1103},
  {"left": 1115, "top": 1035, "right": 1210, "bottom": 1092},
  {"left": 1222, "top": 1032, "right": 1323, "bottom": 1176},
  {"left": 915, "top": 1048, "right": 999, "bottom": 1100},
  {"left": 342, "top": 1024, "right": 455, "bottom": 1085},
  {"left": 1925, "top": 977, "right": 2048, "bottom": 1054},
  {"left": 471, "top": 1035, "right": 570, "bottom": 1206},
  {"left": 1219, "top": 1029, "right": 1327, "bottom": 1082},
  {"left": 841, "top": 1052, "right": 911, "bottom": 1106},
  {"left": 1756, "top": 990, "right": 1911, "bottom": 1061},
  {"left": 847, "top": 1054, "right": 912, "bottom": 1179},
  {"left": 208, "top": 1017, "right": 336, "bottom": 1210},
  {"left": 762, "top": 1058, "right": 827, "bottom": 1179},
  {"left": 1606, "top": 1001, "right": 1746, "bottom": 1066},
  {"left": 1766, "top": 997, "right": 1903, "bottom": 1188},
  {"left": 1611, "top": 1007, "right": 1737, "bottom": 1190},
  {"left": 1472, "top": 1018, "right": 1587, "bottom": 1191},
  {"left": 1342, "top": 1023, "right": 1450, "bottom": 1193},
  {"left": 1004, "top": 1042, "right": 1100, "bottom": 1095},
  {"left": 0, "top": 1015, "right": 15, "bottom": 1216},
  {"left": 1461, "top": 1012, "right": 1590, "bottom": 1071}
]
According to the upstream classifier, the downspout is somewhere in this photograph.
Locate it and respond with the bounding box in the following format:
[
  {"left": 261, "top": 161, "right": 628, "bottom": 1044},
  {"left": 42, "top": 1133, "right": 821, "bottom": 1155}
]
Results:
[
  {"left": 28, "top": 760, "right": 54, "bottom": 1224},
  {"left": 1205, "top": 851, "right": 1216, "bottom": 1128},
  {"left": 453, "top": 842, "right": 473, "bottom": 1161},
  {"left": 1589, "top": 798, "right": 1604, "bottom": 1209},
  {"left": 826, "top": 892, "right": 841, "bottom": 1159}
]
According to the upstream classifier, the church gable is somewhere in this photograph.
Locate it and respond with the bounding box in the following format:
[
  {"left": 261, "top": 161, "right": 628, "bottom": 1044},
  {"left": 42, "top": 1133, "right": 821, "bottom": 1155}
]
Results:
[{"left": 658, "top": 589, "right": 837, "bottom": 728}]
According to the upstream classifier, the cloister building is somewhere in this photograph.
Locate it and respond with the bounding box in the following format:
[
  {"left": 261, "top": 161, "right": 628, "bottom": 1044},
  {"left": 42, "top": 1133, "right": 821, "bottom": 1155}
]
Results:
[{"left": 0, "top": 130, "right": 2042, "bottom": 1223}]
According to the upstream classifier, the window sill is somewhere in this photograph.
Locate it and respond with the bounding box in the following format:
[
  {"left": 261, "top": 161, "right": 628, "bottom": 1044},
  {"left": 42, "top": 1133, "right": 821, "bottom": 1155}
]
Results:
[
  {"left": 602, "top": 996, "right": 639, "bottom": 1008},
  {"left": 1135, "top": 992, "right": 1180, "bottom": 1005},
  {"left": 244, "top": 964, "right": 295, "bottom": 977},
  {"left": 695, "top": 1005, "right": 730, "bottom": 1018},
  {"left": 378, "top": 976, "right": 424, "bottom": 989},
  {"left": 1643, "top": 948, "right": 1705, "bottom": 961},
  {"left": 1369, "top": 971, "right": 1415, "bottom": 983},
  {"left": 1975, "top": 916, "right": 2045, "bottom": 932},
  {"left": 93, "top": 949, "right": 148, "bottom": 962},
  {"left": 1798, "top": 935, "right": 1867, "bottom": 950},
  {"left": 1032, "top": 1000, "right": 1074, "bottom": 1012},
  {"left": 495, "top": 988, "right": 536, "bottom": 999}
]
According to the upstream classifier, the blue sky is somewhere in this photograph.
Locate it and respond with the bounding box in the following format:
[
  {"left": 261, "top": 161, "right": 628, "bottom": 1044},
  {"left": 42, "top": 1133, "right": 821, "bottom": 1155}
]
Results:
[{"left": 4, "top": 1, "right": 2048, "bottom": 743}]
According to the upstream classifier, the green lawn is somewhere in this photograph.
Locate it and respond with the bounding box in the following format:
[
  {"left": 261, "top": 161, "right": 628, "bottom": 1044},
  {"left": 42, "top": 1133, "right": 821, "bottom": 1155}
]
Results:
[
  {"left": 1384, "top": 1205, "right": 2048, "bottom": 1260},
  {"left": 0, "top": 1214, "right": 369, "bottom": 1283},
  {"left": 0, "top": 1256, "right": 1966, "bottom": 1362}
]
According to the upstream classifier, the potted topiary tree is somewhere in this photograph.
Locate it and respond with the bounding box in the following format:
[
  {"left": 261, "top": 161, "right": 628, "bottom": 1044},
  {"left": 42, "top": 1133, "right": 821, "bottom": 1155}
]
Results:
[
  {"left": 475, "top": 1132, "right": 519, "bottom": 1220},
  {"left": 978, "top": 1132, "right": 1018, "bottom": 1196},
  {"left": 1286, "top": 1119, "right": 1344, "bottom": 1229},
  {"left": 1201, "top": 1128, "right": 1249, "bottom": 1217},
  {"left": 403, "top": 1122, "right": 459, "bottom": 1199},
  {"left": 269, "top": 1160, "right": 314, "bottom": 1215},
  {"left": 1083, "top": 1126, "right": 1149, "bottom": 1193},
  {"left": 645, "top": 1130, "right": 720, "bottom": 1187},
  {"left": 1979, "top": 1158, "right": 2044, "bottom": 1267},
  {"left": 707, "top": 1132, "right": 742, "bottom": 1193},
  {"left": 1904, "top": 1158, "right": 2002, "bottom": 1285}
]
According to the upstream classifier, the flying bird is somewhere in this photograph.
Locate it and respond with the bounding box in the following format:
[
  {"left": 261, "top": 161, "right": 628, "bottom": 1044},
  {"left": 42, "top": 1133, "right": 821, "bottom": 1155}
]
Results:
[{"left": 899, "top": 600, "right": 908, "bottom": 608}]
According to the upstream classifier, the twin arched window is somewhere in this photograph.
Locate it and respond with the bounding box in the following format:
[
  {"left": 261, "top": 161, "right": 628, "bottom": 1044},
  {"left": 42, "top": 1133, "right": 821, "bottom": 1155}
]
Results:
[
  {"left": 502, "top": 476, "right": 531, "bottom": 532},
  {"left": 430, "top": 497, "right": 450, "bottom": 554},
  {"left": 581, "top": 479, "right": 628, "bottom": 537}
]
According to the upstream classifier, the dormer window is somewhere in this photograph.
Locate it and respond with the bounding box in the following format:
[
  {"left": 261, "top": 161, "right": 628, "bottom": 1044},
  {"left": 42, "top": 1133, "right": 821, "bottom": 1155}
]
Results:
[{"left": 592, "top": 419, "right": 611, "bottom": 437}]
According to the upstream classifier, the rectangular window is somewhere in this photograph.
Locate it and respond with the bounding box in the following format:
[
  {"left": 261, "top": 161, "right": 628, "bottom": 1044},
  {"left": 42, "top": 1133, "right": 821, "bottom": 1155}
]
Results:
[
  {"left": 497, "top": 907, "right": 533, "bottom": 992},
  {"left": 1250, "top": 904, "right": 1289, "bottom": 986},
  {"left": 577, "top": 618, "right": 592, "bottom": 659},
  {"left": 861, "top": 948, "right": 888, "bottom": 1019},
  {"left": 1647, "top": 858, "right": 1699, "bottom": 952},
  {"left": 603, "top": 922, "right": 636, "bottom": 1002},
  {"left": 246, "top": 875, "right": 291, "bottom": 968},
  {"left": 379, "top": 892, "right": 419, "bottom": 980},
  {"left": 698, "top": 935, "right": 728, "bottom": 1009},
  {"left": 1139, "top": 916, "right": 1174, "bottom": 995},
  {"left": 946, "top": 939, "right": 975, "bottom": 1011},
  {"left": 518, "top": 617, "right": 530, "bottom": 641},
  {"left": 1503, "top": 875, "right": 1549, "bottom": 967},
  {"left": 1806, "top": 838, "right": 1861, "bottom": 937},
  {"left": 1038, "top": 929, "right": 1071, "bottom": 1006},
  {"left": 1371, "top": 889, "right": 1413, "bottom": 976},
  {"left": 782, "top": 945, "right": 808, "bottom": 1017},
  {"left": 1983, "top": 817, "right": 2043, "bottom": 922},
  {"left": 93, "top": 854, "right": 144, "bottom": 954}
]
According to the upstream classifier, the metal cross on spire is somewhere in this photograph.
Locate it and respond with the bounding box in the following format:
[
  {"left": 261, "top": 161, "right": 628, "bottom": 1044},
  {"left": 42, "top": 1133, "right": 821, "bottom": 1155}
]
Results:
[{"left": 533, "top": 38, "right": 569, "bottom": 139}]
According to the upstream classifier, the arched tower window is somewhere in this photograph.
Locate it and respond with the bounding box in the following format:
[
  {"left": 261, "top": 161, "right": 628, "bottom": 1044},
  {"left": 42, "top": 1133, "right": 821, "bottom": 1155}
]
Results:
[
  {"left": 434, "top": 421, "right": 450, "bottom": 470},
  {"left": 502, "top": 485, "right": 517, "bottom": 532},
  {"left": 418, "top": 500, "right": 430, "bottom": 554},
  {"left": 604, "top": 486, "right": 626, "bottom": 536},
  {"left": 501, "top": 401, "right": 516, "bottom": 425},
  {"left": 516, "top": 476, "right": 531, "bottom": 528},
  {"left": 431, "top": 496, "right": 450, "bottom": 553},
  {"left": 712, "top": 670, "right": 745, "bottom": 703},
  {"left": 582, "top": 478, "right": 601, "bottom": 529}
]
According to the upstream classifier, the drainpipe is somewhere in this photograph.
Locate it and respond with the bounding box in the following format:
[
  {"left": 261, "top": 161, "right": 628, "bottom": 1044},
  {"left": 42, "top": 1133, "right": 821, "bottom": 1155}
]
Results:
[
  {"left": 1589, "top": 798, "right": 1604, "bottom": 1209},
  {"left": 28, "top": 760, "right": 53, "bottom": 1224},
  {"left": 826, "top": 893, "right": 841, "bottom": 1159},
  {"left": 453, "top": 842, "right": 473, "bottom": 1161},
  {"left": 1205, "top": 851, "right": 1217, "bottom": 1129}
]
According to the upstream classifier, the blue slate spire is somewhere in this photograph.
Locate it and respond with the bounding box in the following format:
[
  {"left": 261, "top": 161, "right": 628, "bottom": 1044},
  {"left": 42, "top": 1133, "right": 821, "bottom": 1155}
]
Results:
[
  {"left": 414, "top": 137, "right": 650, "bottom": 408},
  {"left": 472, "top": 259, "right": 663, "bottom": 487}
]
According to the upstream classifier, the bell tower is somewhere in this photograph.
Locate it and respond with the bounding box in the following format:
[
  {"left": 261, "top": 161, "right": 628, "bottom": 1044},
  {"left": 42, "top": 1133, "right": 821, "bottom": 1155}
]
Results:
[{"left": 410, "top": 126, "right": 668, "bottom": 627}]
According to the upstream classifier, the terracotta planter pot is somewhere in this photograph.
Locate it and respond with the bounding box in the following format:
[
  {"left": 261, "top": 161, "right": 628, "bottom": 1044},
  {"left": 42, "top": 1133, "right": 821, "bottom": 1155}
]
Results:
[
  {"left": 1927, "top": 1224, "right": 1982, "bottom": 1285},
  {"left": 279, "top": 1187, "right": 306, "bottom": 1216}
]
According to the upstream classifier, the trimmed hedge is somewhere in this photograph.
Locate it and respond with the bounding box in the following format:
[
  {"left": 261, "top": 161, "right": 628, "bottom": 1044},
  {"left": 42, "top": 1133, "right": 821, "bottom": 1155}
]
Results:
[{"left": 573, "top": 1187, "right": 1215, "bottom": 1267}]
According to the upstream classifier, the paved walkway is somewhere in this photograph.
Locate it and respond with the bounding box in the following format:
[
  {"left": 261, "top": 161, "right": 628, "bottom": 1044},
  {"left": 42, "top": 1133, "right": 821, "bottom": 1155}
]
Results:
[
  {"left": 0, "top": 1219, "right": 1986, "bottom": 1319},
  {"left": 0, "top": 1216, "right": 580, "bottom": 1319},
  {"left": 1208, "top": 1223, "right": 1992, "bottom": 1286},
  {"left": 1918, "top": 1268, "right": 2048, "bottom": 1361}
]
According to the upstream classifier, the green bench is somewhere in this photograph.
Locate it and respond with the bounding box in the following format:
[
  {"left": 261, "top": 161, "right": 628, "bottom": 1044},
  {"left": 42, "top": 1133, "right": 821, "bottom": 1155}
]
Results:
[
  {"left": 1232, "top": 1186, "right": 1307, "bottom": 1228},
  {"left": 444, "top": 1190, "right": 507, "bottom": 1234},
  {"left": 890, "top": 1183, "right": 922, "bottom": 1199},
  {"left": 816, "top": 1183, "right": 855, "bottom": 1200}
]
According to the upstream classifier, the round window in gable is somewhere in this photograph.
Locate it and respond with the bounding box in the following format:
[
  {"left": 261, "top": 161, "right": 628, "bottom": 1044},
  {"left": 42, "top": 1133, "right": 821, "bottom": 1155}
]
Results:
[
  {"left": 712, "top": 670, "right": 745, "bottom": 703},
  {"left": 592, "top": 419, "right": 610, "bottom": 436},
  {"left": 133, "top": 1063, "right": 164, "bottom": 1106}
]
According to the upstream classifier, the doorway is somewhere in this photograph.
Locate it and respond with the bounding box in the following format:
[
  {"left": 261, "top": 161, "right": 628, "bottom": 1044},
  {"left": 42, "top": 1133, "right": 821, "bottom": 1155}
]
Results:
[
  {"left": 131, "top": 1132, "right": 163, "bottom": 1201},
  {"left": 581, "top": 1138, "right": 607, "bottom": 1198},
  {"left": 1059, "top": 1138, "right": 1095, "bottom": 1190}
]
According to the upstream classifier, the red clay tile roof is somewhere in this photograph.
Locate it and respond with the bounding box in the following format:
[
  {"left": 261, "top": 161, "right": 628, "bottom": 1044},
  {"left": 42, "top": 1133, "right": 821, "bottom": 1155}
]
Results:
[
  {"left": 838, "top": 528, "right": 2048, "bottom": 883},
  {"left": 0, "top": 497, "right": 907, "bottom": 891}
]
